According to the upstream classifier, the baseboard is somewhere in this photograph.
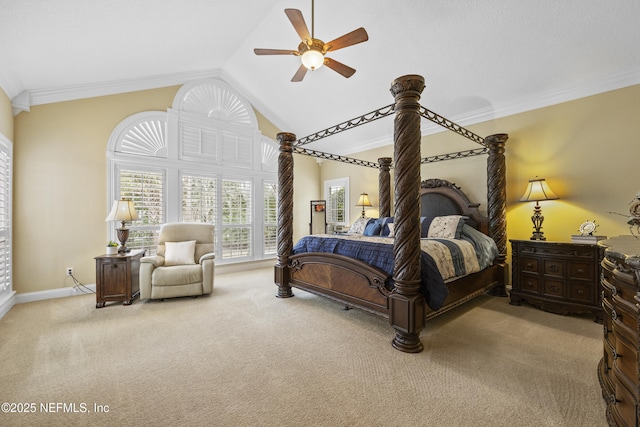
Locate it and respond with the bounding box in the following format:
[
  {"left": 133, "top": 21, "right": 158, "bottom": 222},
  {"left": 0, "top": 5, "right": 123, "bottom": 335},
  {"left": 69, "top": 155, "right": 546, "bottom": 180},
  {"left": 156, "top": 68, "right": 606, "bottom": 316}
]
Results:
[
  {"left": 14, "top": 284, "right": 96, "bottom": 305},
  {"left": 216, "top": 259, "right": 274, "bottom": 274},
  {"left": 0, "top": 291, "right": 16, "bottom": 319}
]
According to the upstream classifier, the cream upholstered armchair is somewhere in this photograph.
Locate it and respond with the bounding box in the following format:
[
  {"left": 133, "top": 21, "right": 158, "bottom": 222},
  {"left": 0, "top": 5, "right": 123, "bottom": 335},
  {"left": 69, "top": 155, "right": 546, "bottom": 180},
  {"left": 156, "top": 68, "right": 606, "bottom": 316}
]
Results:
[{"left": 140, "top": 223, "right": 215, "bottom": 300}]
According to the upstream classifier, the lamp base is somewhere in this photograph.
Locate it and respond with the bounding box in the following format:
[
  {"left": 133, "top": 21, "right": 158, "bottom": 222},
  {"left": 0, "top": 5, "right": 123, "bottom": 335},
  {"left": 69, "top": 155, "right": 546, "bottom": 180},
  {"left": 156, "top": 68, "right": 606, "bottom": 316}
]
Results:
[{"left": 530, "top": 232, "right": 546, "bottom": 241}]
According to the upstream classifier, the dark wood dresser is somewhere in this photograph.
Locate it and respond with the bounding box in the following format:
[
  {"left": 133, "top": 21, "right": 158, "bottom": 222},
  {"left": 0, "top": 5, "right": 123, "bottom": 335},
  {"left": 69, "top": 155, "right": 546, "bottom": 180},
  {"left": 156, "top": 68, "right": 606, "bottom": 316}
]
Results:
[
  {"left": 598, "top": 236, "right": 640, "bottom": 427},
  {"left": 95, "top": 250, "right": 144, "bottom": 308},
  {"left": 510, "top": 239, "right": 603, "bottom": 322}
]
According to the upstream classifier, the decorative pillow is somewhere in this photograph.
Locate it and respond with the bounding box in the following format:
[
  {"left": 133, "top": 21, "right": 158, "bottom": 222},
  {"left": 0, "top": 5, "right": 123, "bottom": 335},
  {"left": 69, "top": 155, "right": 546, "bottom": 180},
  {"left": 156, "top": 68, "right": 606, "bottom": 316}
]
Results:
[
  {"left": 420, "top": 216, "right": 436, "bottom": 237},
  {"left": 379, "top": 217, "right": 394, "bottom": 237},
  {"left": 348, "top": 217, "right": 370, "bottom": 234},
  {"left": 164, "top": 240, "right": 197, "bottom": 266},
  {"left": 363, "top": 220, "right": 382, "bottom": 236},
  {"left": 427, "top": 215, "right": 468, "bottom": 239},
  {"left": 386, "top": 223, "right": 395, "bottom": 238}
]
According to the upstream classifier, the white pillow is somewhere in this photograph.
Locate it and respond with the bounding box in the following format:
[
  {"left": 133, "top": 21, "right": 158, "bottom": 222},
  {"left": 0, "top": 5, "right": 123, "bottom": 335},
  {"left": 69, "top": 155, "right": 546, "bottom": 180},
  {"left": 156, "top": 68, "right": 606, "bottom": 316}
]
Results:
[
  {"left": 348, "top": 217, "right": 370, "bottom": 234},
  {"left": 164, "top": 240, "right": 197, "bottom": 266},
  {"left": 427, "top": 215, "right": 468, "bottom": 239}
]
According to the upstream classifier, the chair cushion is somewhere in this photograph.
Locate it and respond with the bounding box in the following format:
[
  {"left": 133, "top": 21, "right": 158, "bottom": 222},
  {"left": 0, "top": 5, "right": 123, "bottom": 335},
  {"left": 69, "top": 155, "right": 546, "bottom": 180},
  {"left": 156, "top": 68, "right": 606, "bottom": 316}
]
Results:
[
  {"left": 164, "top": 240, "right": 196, "bottom": 266},
  {"left": 152, "top": 265, "right": 202, "bottom": 286}
]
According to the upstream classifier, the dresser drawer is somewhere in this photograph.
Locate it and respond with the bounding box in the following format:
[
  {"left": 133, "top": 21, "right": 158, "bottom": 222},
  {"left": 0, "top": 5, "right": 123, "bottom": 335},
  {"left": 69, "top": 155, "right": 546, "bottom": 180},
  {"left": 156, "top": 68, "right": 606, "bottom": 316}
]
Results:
[
  {"left": 612, "top": 295, "right": 639, "bottom": 342},
  {"left": 568, "top": 282, "right": 594, "bottom": 304},
  {"left": 519, "top": 274, "right": 540, "bottom": 294},
  {"left": 542, "top": 278, "right": 564, "bottom": 298},
  {"left": 568, "top": 261, "right": 593, "bottom": 281},
  {"left": 613, "top": 333, "right": 639, "bottom": 391},
  {"left": 543, "top": 259, "right": 564, "bottom": 277},
  {"left": 611, "top": 367, "right": 639, "bottom": 427},
  {"left": 520, "top": 257, "right": 539, "bottom": 274}
]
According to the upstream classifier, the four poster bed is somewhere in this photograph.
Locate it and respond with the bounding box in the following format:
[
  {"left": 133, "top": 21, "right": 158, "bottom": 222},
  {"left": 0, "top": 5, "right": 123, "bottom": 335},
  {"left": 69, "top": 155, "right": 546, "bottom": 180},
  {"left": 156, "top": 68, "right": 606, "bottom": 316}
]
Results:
[{"left": 274, "top": 74, "right": 509, "bottom": 353}]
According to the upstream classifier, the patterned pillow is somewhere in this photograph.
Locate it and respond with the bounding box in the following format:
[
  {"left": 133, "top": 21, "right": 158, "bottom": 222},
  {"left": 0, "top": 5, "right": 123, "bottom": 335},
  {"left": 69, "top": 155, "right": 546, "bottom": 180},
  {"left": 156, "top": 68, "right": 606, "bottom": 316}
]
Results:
[
  {"left": 427, "top": 215, "right": 468, "bottom": 239},
  {"left": 348, "top": 216, "right": 371, "bottom": 234},
  {"left": 386, "top": 223, "right": 395, "bottom": 238}
]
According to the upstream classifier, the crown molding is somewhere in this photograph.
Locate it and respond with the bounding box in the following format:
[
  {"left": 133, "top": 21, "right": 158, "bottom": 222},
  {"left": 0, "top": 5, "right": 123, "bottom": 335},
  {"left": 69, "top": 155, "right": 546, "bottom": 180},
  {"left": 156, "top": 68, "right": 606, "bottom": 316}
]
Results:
[
  {"left": 11, "top": 69, "right": 226, "bottom": 115},
  {"left": 336, "top": 65, "right": 640, "bottom": 155}
]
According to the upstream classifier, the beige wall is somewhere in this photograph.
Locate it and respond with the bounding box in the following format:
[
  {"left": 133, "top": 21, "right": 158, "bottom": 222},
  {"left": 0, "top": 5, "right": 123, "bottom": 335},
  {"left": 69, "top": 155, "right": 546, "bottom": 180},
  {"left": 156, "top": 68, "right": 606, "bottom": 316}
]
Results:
[
  {"left": 0, "top": 88, "right": 13, "bottom": 141},
  {"left": 320, "top": 84, "right": 640, "bottom": 250},
  {"left": 14, "top": 86, "right": 179, "bottom": 293}
]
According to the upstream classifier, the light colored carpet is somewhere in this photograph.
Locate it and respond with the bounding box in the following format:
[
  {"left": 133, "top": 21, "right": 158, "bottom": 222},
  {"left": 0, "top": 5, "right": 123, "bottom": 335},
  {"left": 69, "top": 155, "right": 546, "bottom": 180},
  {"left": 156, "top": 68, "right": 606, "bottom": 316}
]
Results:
[{"left": 0, "top": 267, "right": 606, "bottom": 426}]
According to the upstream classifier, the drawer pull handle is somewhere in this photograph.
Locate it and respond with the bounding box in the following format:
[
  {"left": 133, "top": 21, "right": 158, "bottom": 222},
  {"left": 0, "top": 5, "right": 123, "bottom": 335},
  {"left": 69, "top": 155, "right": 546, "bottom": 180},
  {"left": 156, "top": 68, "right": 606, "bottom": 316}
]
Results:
[
  {"left": 612, "top": 349, "right": 619, "bottom": 360},
  {"left": 603, "top": 325, "right": 608, "bottom": 335},
  {"left": 577, "top": 268, "right": 584, "bottom": 274},
  {"left": 611, "top": 309, "right": 618, "bottom": 320},
  {"left": 611, "top": 287, "right": 618, "bottom": 296},
  {"left": 577, "top": 289, "right": 584, "bottom": 295},
  {"left": 548, "top": 264, "right": 559, "bottom": 273},
  {"left": 526, "top": 262, "right": 533, "bottom": 268},
  {"left": 601, "top": 290, "right": 605, "bottom": 300},
  {"left": 111, "top": 264, "right": 118, "bottom": 268}
]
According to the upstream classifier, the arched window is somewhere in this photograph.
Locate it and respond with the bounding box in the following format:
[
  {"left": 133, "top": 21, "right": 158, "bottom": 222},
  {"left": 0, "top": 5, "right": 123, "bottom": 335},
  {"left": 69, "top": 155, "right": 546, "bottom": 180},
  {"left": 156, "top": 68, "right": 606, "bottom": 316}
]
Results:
[{"left": 107, "top": 79, "right": 278, "bottom": 264}]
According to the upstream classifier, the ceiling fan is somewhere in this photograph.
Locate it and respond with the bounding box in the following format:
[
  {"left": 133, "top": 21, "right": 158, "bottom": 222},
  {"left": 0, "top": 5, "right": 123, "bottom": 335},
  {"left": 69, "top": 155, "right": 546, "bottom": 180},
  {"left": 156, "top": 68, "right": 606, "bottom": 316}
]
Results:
[{"left": 254, "top": 0, "right": 368, "bottom": 82}]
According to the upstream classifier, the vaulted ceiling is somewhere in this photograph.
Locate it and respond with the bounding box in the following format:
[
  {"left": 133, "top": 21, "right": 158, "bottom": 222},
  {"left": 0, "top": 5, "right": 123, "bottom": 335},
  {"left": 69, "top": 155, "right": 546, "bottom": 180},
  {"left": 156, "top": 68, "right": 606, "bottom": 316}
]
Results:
[{"left": 1, "top": 0, "right": 639, "bottom": 154}]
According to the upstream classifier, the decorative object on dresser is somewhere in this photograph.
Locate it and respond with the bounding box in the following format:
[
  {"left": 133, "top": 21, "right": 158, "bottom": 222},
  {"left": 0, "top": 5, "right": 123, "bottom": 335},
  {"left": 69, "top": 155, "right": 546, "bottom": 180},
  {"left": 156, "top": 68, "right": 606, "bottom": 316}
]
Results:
[
  {"left": 519, "top": 177, "right": 559, "bottom": 240},
  {"left": 607, "top": 190, "right": 640, "bottom": 238},
  {"left": 510, "top": 239, "right": 602, "bottom": 322},
  {"left": 105, "top": 199, "right": 139, "bottom": 253},
  {"left": 597, "top": 235, "right": 640, "bottom": 427},
  {"left": 355, "top": 192, "right": 373, "bottom": 218},
  {"left": 571, "top": 220, "right": 606, "bottom": 244},
  {"left": 95, "top": 249, "right": 144, "bottom": 308}
]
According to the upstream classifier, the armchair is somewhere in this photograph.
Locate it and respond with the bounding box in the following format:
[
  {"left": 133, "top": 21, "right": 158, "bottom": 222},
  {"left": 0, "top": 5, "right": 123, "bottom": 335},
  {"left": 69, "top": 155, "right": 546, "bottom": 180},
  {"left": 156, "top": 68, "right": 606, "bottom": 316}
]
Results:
[{"left": 140, "top": 223, "right": 215, "bottom": 300}]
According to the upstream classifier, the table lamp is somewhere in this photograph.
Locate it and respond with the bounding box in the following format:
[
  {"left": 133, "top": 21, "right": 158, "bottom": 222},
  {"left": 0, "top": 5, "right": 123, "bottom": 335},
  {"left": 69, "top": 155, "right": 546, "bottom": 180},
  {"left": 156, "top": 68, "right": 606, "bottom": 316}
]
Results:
[
  {"left": 520, "top": 177, "right": 558, "bottom": 240},
  {"left": 356, "top": 193, "right": 373, "bottom": 218},
  {"left": 105, "top": 199, "right": 139, "bottom": 253}
]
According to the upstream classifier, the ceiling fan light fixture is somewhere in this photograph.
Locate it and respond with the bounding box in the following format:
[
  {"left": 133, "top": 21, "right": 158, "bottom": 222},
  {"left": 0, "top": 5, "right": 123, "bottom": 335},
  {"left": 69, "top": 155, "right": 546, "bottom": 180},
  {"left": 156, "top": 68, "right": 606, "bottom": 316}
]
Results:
[{"left": 301, "top": 48, "right": 325, "bottom": 70}]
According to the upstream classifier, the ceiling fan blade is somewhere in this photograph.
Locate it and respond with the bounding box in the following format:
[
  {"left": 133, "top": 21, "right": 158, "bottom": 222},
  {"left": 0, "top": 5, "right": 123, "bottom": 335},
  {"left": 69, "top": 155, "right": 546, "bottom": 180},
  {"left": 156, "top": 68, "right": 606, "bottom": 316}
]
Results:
[
  {"left": 291, "top": 64, "right": 308, "bottom": 82},
  {"left": 254, "top": 48, "right": 298, "bottom": 56},
  {"left": 324, "top": 57, "right": 356, "bottom": 78},
  {"left": 285, "top": 9, "right": 311, "bottom": 41},
  {"left": 324, "top": 27, "right": 369, "bottom": 52}
]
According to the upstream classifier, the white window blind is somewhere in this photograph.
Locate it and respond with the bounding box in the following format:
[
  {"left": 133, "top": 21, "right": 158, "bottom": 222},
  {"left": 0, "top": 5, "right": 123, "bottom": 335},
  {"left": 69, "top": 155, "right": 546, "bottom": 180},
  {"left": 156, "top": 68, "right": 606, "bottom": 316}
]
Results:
[
  {"left": 182, "top": 174, "right": 217, "bottom": 224},
  {"left": 0, "top": 143, "right": 11, "bottom": 296},
  {"left": 118, "top": 169, "right": 164, "bottom": 254},
  {"left": 221, "top": 179, "right": 252, "bottom": 259},
  {"left": 263, "top": 181, "right": 278, "bottom": 255}
]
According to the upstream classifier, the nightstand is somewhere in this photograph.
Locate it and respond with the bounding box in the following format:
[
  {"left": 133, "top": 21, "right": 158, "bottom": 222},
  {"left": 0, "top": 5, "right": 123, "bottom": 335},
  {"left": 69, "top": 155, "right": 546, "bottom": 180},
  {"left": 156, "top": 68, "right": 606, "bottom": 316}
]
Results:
[
  {"left": 95, "top": 250, "right": 144, "bottom": 308},
  {"left": 510, "top": 239, "right": 603, "bottom": 322}
]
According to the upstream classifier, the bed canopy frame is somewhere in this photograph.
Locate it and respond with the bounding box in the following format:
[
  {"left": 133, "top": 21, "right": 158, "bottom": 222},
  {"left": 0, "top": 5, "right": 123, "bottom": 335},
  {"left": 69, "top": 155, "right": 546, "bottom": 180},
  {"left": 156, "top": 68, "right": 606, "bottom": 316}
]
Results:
[{"left": 274, "top": 74, "right": 508, "bottom": 353}]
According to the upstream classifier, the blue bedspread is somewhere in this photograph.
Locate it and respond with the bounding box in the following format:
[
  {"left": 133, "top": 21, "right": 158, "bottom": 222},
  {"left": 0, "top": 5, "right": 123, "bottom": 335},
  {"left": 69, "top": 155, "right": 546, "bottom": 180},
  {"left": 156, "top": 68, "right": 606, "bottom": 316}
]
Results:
[{"left": 293, "top": 236, "right": 449, "bottom": 310}]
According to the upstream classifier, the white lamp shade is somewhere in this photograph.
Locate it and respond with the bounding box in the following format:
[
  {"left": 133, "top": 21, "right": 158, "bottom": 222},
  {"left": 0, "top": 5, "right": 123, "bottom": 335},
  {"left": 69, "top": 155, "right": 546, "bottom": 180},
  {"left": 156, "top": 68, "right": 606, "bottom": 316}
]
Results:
[
  {"left": 105, "top": 200, "right": 139, "bottom": 222},
  {"left": 356, "top": 193, "right": 373, "bottom": 207},
  {"left": 301, "top": 49, "right": 325, "bottom": 70},
  {"left": 519, "top": 178, "right": 558, "bottom": 202}
]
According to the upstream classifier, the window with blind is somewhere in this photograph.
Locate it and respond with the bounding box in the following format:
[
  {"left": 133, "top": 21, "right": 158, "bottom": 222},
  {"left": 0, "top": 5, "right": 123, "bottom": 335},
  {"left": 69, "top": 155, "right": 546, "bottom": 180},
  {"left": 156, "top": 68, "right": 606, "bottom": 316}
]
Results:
[
  {"left": 263, "top": 181, "right": 277, "bottom": 255},
  {"left": 324, "top": 177, "right": 350, "bottom": 226},
  {"left": 118, "top": 168, "right": 164, "bottom": 255},
  {"left": 107, "top": 80, "right": 278, "bottom": 264},
  {"left": 0, "top": 137, "right": 12, "bottom": 298}
]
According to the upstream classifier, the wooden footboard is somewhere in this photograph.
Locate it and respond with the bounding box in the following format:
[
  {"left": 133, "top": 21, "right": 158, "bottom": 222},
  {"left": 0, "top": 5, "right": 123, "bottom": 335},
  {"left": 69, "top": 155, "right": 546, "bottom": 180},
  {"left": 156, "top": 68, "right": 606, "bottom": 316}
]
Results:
[
  {"left": 286, "top": 253, "right": 505, "bottom": 322},
  {"left": 288, "top": 252, "right": 391, "bottom": 316}
]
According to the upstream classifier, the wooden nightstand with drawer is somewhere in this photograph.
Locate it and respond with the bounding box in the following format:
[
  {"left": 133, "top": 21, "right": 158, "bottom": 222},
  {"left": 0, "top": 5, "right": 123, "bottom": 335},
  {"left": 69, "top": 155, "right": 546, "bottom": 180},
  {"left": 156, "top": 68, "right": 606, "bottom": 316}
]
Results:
[{"left": 510, "top": 239, "right": 603, "bottom": 322}]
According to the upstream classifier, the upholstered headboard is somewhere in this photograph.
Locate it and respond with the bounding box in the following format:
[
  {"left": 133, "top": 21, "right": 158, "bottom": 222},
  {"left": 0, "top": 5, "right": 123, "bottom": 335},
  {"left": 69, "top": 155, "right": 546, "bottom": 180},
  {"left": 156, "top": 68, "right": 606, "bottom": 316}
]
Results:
[{"left": 419, "top": 178, "right": 489, "bottom": 235}]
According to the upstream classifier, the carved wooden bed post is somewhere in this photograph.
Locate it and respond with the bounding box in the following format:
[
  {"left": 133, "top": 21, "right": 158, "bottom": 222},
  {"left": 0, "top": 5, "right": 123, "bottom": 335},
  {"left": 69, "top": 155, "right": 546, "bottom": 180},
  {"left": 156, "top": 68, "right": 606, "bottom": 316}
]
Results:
[
  {"left": 274, "top": 132, "right": 296, "bottom": 298},
  {"left": 388, "top": 75, "right": 426, "bottom": 353},
  {"left": 485, "top": 133, "right": 509, "bottom": 296},
  {"left": 378, "top": 157, "right": 392, "bottom": 218}
]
